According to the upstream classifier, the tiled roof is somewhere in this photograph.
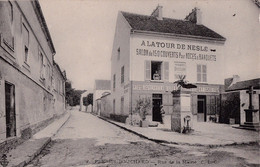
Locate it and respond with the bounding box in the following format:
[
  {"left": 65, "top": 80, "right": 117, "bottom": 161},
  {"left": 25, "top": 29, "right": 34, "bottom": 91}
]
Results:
[
  {"left": 226, "top": 78, "right": 260, "bottom": 91},
  {"left": 121, "top": 12, "right": 225, "bottom": 40},
  {"left": 95, "top": 80, "right": 111, "bottom": 90}
]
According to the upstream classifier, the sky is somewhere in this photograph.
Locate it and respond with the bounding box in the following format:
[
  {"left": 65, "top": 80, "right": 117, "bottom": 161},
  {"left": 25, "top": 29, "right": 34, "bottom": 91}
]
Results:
[{"left": 39, "top": 0, "right": 260, "bottom": 90}]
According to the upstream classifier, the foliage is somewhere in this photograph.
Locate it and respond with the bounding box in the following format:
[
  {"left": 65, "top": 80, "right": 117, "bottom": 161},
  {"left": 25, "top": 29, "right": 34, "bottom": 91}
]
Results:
[
  {"left": 65, "top": 80, "right": 86, "bottom": 106},
  {"left": 173, "top": 75, "right": 197, "bottom": 89},
  {"left": 83, "top": 93, "right": 93, "bottom": 106},
  {"left": 220, "top": 92, "right": 240, "bottom": 124},
  {"left": 134, "top": 97, "right": 152, "bottom": 120}
]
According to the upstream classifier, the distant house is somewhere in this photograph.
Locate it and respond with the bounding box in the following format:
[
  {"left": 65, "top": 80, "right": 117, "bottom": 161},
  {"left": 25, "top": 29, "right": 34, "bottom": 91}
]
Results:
[
  {"left": 0, "top": 1, "right": 66, "bottom": 150},
  {"left": 53, "top": 61, "right": 67, "bottom": 115},
  {"left": 93, "top": 80, "right": 111, "bottom": 115},
  {"left": 220, "top": 76, "right": 260, "bottom": 125}
]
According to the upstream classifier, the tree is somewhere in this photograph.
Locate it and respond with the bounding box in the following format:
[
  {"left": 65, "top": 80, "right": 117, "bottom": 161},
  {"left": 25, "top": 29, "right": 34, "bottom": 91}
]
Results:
[
  {"left": 65, "top": 81, "right": 74, "bottom": 106},
  {"left": 173, "top": 75, "right": 197, "bottom": 89},
  {"left": 83, "top": 93, "right": 93, "bottom": 106},
  {"left": 65, "top": 80, "right": 86, "bottom": 106}
]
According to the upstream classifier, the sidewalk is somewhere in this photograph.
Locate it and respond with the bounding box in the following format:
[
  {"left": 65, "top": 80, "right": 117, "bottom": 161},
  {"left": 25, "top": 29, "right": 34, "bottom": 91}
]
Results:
[
  {"left": 5, "top": 111, "right": 71, "bottom": 167},
  {"left": 99, "top": 116, "right": 260, "bottom": 147}
]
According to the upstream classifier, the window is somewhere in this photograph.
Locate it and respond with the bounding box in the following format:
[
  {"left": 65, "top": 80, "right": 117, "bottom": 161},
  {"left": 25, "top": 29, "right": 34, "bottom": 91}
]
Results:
[
  {"left": 24, "top": 46, "right": 28, "bottom": 63},
  {"left": 174, "top": 62, "right": 186, "bottom": 80},
  {"left": 39, "top": 52, "right": 45, "bottom": 79},
  {"left": 197, "top": 64, "right": 207, "bottom": 82},
  {"left": 47, "top": 64, "right": 51, "bottom": 79},
  {"left": 117, "top": 48, "right": 120, "bottom": 60},
  {"left": 22, "top": 24, "right": 29, "bottom": 63},
  {"left": 121, "top": 96, "right": 124, "bottom": 113},
  {"left": 8, "top": 1, "right": 13, "bottom": 22},
  {"left": 113, "top": 74, "right": 116, "bottom": 90},
  {"left": 151, "top": 61, "right": 162, "bottom": 80},
  {"left": 60, "top": 80, "right": 63, "bottom": 94},
  {"left": 2, "top": 1, "right": 14, "bottom": 48},
  {"left": 121, "top": 66, "right": 124, "bottom": 84},
  {"left": 113, "top": 99, "right": 115, "bottom": 114},
  {"left": 145, "top": 61, "right": 169, "bottom": 81}
]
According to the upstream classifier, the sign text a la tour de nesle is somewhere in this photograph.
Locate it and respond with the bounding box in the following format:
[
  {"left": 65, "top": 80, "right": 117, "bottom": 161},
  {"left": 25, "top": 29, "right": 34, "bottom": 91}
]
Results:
[{"left": 136, "top": 40, "right": 217, "bottom": 62}]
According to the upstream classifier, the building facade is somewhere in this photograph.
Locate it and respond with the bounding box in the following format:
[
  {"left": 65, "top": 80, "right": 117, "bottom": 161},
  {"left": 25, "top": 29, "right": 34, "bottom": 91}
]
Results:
[
  {"left": 110, "top": 6, "right": 226, "bottom": 123},
  {"left": 220, "top": 76, "right": 260, "bottom": 125},
  {"left": 93, "top": 80, "right": 111, "bottom": 115},
  {"left": 0, "top": 0, "right": 66, "bottom": 147}
]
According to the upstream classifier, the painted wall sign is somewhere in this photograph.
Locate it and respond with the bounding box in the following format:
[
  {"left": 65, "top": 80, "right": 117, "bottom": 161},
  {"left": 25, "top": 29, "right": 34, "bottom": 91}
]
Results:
[
  {"left": 132, "top": 82, "right": 219, "bottom": 93},
  {"left": 174, "top": 62, "right": 186, "bottom": 79},
  {"left": 136, "top": 40, "right": 217, "bottom": 61}
]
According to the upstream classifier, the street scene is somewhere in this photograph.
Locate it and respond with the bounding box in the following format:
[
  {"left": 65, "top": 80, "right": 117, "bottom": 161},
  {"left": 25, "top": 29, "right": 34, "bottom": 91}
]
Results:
[
  {"left": 0, "top": 0, "right": 260, "bottom": 167},
  {"left": 26, "top": 111, "right": 259, "bottom": 167}
]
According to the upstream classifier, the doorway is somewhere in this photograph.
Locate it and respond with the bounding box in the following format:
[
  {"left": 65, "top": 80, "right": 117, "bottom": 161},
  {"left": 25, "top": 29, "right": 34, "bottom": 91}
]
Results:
[
  {"left": 152, "top": 94, "right": 162, "bottom": 122},
  {"left": 5, "top": 82, "right": 16, "bottom": 138},
  {"left": 197, "top": 95, "right": 206, "bottom": 122}
]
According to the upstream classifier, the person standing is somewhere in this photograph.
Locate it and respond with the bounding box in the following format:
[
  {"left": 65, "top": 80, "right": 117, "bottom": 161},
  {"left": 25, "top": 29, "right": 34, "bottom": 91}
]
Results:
[{"left": 160, "top": 105, "right": 165, "bottom": 124}]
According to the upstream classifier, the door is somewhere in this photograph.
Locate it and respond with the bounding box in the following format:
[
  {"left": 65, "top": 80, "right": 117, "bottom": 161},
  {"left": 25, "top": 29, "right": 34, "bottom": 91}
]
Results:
[
  {"left": 197, "top": 95, "right": 206, "bottom": 122},
  {"left": 152, "top": 94, "right": 162, "bottom": 122},
  {"left": 5, "top": 82, "right": 16, "bottom": 138}
]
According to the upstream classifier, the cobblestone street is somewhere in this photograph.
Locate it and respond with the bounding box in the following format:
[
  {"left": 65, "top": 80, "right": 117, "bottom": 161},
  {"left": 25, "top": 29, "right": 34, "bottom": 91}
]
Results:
[{"left": 26, "top": 111, "right": 259, "bottom": 167}]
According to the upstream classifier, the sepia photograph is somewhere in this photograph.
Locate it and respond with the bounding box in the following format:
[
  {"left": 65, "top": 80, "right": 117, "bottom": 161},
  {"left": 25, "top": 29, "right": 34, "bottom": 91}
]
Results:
[{"left": 0, "top": 0, "right": 259, "bottom": 166}]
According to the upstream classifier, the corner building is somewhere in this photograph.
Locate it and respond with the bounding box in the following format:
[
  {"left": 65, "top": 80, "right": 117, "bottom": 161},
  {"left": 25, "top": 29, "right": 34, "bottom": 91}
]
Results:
[{"left": 111, "top": 6, "right": 226, "bottom": 123}]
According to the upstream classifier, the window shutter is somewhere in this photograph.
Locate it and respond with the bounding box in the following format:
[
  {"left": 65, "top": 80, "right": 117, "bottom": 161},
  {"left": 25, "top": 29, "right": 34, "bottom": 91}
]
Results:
[
  {"left": 202, "top": 65, "right": 207, "bottom": 82},
  {"left": 197, "top": 64, "right": 201, "bottom": 82},
  {"left": 145, "top": 60, "right": 151, "bottom": 80},
  {"left": 164, "top": 61, "right": 169, "bottom": 81}
]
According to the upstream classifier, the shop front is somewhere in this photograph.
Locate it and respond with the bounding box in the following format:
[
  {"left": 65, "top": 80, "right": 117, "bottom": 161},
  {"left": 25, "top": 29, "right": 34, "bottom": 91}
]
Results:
[{"left": 130, "top": 81, "right": 222, "bottom": 123}]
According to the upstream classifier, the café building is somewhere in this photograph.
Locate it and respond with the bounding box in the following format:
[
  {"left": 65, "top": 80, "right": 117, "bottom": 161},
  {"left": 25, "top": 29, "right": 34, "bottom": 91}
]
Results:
[{"left": 110, "top": 6, "right": 226, "bottom": 123}]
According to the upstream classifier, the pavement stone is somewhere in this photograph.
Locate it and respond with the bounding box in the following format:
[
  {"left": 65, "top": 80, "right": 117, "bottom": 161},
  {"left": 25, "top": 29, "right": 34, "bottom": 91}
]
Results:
[
  {"left": 98, "top": 116, "right": 260, "bottom": 147},
  {"left": 4, "top": 111, "right": 71, "bottom": 167}
]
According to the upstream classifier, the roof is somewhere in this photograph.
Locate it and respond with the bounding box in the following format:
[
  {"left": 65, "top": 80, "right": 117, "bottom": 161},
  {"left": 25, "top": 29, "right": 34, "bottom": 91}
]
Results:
[
  {"left": 95, "top": 80, "right": 111, "bottom": 90},
  {"left": 121, "top": 11, "right": 225, "bottom": 41},
  {"left": 226, "top": 78, "right": 260, "bottom": 92},
  {"left": 53, "top": 61, "right": 66, "bottom": 80},
  {"left": 32, "top": 0, "right": 56, "bottom": 54}
]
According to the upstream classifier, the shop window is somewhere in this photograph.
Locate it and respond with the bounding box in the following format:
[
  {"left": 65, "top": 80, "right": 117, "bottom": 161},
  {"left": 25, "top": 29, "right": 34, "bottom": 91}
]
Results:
[
  {"left": 197, "top": 64, "right": 207, "bottom": 82},
  {"left": 121, "top": 66, "right": 124, "bottom": 84}
]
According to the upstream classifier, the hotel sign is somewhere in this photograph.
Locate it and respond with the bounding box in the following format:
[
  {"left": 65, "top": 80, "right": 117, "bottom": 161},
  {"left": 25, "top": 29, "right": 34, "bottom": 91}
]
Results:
[
  {"left": 132, "top": 83, "right": 220, "bottom": 93},
  {"left": 136, "top": 40, "right": 217, "bottom": 62}
]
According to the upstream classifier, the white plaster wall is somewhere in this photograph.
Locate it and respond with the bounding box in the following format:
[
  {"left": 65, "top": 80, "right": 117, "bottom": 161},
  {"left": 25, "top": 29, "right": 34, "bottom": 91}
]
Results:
[
  {"left": 240, "top": 90, "right": 260, "bottom": 124},
  {"left": 111, "top": 12, "right": 131, "bottom": 116},
  {"left": 130, "top": 34, "right": 225, "bottom": 85}
]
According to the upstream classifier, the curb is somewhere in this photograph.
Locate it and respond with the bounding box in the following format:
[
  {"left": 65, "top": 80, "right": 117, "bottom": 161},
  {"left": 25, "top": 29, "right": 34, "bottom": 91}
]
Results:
[
  {"left": 14, "top": 112, "right": 71, "bottom": 167},
  {"left": 98, "top": 116, "right": 259, "bottom": 147},
  {"left": 52, "top": 112, "right": 71, "bottom": 139}
]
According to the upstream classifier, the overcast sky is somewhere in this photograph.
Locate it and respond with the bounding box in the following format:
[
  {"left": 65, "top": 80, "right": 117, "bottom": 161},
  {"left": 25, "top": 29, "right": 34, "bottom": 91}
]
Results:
[{"left": 39, "top": 0, "right": 260, "bottom": 90}]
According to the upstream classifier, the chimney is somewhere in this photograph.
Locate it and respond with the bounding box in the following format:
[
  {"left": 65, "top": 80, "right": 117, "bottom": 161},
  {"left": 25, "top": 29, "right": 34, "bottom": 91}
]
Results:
[
  {"left": 151, "top": 5, "right": 163, "bottom": 20},
  {"left": 225, "top": 75, "right": 240, "bottom": 90},
  {"left": 231, "top": 75, "right": 240, "bottom": 85},
  {"left": 185, "top": 7, "right": 202, "bottom": 24}
]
